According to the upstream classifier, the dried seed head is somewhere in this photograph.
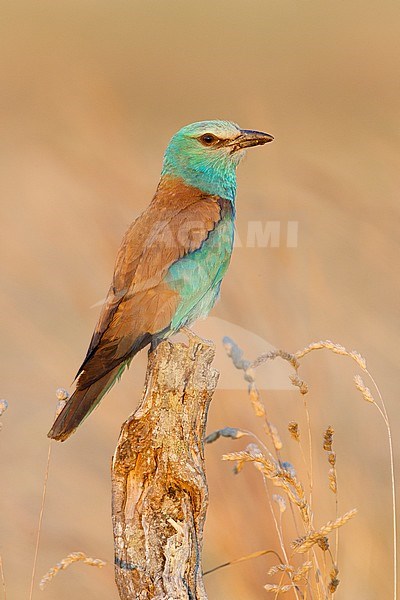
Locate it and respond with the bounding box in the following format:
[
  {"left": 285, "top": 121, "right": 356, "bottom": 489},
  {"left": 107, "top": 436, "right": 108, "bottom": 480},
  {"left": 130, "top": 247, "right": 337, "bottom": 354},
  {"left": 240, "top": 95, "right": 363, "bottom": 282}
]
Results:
[
  {"left": 0, "top": 399, "right": 8, "bottom": 432},
  {"left": 288, "top": 421, "right": 300, "bottom": 442},
  {"left": 292, "top": 510, "right": 357, "bottom": 553},
  {"left": 223, "top": 445, "right": 267, "bottom": 475},
  {"left": 328, "top": 451, "right": 336, "bottom": 466},
  {"left": 244, "top": 367, "right": 256, "bottom": 383},
  {"left": 246, "top": 443, "right": 264, "bottom": 457},
  {"left": 39, "top": 552, "right": 106, "bottom": 590},
  {"left": 56, "top": 388, "right": 69, "bottom": 401},
  {"left": 323, "top": 426, "right": 334, "bottom": 452},
  {"left": 281, "top": 461, "right": 296, "bottom": 478},
  {"left": 233, "top": 462, "right": 244, "bottom": 475},
  {"left": 329, "top": 469, "right": 337, "bottom": 494},
  {"left": 249, "top": 385, "right": 266, "bottom": 417},
  {"left": 294, "top": 340, "right": 367, "bottom": 371},
  {"left": 205, "top": 427, "right": 248, "bottom": 444},
  {"left": 293, "top": 561, "right": 313, "bottom": 582},
  {"left": 328, "top": 568, "right": 340, "bottom": 593},
  {"left": 289, "top": 374, "right": 309, "bottom": 395},
  {"left": 54, "top": 388, "right": 70, "bottom": 419},
  {"left": 269, "top": 423, "right": 283, "bottom": 451},
  {"left": 0, "top": 399, "right": 8, "bottom": 417},
  {"left": 264, "top": 583, "right": 293, "bottom": 593},
  {"left": 268, "top": 563, "right": 293, "bottom": 576},
  {"left": 350, "top": 350, "right": 367, "bottom": 371},
  {"left": 317, "top": 536, "right": 329, "bottom": 551},
  {"left": 354, "top": 375, "right": 374, "bottom": 403},
  {"left": 272, "top": 494, "right": 287, "bottom": 514},
  {"left": 328, "top": 578, "right": 340, "bottom": 593}
]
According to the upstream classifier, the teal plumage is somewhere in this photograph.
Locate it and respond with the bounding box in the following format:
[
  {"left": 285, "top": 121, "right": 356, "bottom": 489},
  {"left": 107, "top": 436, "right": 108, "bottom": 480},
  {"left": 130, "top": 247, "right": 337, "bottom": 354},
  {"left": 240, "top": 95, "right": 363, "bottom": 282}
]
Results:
[
  {"left": 165, "top": 203, "right": 234, "bottom": 330},
  {"left": 162, "top": 121, "right": 242, "bottom": 201},
  {"left": 48, "top": 120, "right": 273, "bottom": 441}
]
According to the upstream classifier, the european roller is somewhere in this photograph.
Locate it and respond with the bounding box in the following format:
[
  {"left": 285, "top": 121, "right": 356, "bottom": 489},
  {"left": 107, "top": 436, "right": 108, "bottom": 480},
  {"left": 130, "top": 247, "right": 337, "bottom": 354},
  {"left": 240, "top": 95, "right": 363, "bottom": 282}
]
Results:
[{"left": 49, "top": 120, "right": 273, "bottom": 441}]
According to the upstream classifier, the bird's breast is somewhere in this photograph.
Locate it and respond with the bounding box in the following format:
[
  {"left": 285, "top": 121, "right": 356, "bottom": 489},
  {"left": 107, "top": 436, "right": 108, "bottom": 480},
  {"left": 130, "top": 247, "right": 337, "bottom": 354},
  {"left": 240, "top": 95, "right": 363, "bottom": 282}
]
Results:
[{"left": 163, "top": 205, "right": 235, "bottom": 330}]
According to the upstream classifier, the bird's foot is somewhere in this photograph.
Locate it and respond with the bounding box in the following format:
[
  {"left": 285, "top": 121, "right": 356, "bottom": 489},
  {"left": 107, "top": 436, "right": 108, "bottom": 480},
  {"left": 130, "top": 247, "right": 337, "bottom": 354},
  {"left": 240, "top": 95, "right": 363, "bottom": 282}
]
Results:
[{"left": 180, "top": 326, "right": 212, "bottom": 349}]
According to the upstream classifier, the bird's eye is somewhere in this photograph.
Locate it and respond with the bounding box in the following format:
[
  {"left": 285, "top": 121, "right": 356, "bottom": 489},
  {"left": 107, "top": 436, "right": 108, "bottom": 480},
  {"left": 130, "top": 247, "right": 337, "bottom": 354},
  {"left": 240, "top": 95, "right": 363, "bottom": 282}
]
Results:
[{"left": 199, "top": 133, "right": 218, "bottom": 146}]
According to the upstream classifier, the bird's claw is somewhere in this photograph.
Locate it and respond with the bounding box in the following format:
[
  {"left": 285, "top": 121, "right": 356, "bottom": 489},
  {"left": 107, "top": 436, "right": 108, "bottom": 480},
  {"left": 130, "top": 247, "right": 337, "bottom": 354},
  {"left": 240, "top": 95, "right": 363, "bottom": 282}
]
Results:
[{"left": 181, "top": 326, "right": 211, "bottom": 349}]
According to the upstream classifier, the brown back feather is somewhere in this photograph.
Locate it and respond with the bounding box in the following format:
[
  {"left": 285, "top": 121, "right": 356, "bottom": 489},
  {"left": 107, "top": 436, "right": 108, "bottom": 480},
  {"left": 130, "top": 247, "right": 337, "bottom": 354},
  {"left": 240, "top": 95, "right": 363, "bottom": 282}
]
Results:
[{"left": 77, "top": 176, "right": 227, "bottom": 387}]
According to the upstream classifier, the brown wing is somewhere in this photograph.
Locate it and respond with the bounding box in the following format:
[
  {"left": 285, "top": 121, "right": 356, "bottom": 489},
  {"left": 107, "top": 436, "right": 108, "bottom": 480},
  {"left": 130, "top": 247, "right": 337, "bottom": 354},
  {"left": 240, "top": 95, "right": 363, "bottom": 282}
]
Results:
[{"left": 76, "top": 176, "right": 226, "bottom": 386}]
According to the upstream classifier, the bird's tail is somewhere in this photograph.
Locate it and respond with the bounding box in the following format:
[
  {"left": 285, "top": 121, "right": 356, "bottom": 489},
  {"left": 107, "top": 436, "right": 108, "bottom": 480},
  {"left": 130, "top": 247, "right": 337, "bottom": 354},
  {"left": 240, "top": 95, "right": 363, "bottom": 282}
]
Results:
[{"left": 48, "top": 362, "right": 127, "bottom": 442}]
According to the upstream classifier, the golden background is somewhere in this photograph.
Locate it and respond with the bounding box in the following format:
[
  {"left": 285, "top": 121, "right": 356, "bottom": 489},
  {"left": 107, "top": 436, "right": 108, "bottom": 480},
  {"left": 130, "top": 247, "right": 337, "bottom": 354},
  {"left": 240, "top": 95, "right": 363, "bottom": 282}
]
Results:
[{"left": 1, "top": 1, "right": 399, "bottom": 598}]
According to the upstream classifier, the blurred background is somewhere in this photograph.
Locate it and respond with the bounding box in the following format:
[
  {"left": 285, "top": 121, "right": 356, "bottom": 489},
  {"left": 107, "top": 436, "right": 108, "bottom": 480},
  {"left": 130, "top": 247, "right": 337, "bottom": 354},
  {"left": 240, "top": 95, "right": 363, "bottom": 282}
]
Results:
[{"left": 1, "top": 1, "right": 399, "bottom": 598}]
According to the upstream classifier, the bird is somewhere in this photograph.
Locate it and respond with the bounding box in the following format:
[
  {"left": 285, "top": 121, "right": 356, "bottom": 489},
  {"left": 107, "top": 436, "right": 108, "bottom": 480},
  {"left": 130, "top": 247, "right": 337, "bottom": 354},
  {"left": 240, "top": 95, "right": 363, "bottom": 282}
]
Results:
[{"left": 48, "top": 120, "right": 274, "bottom": 441}]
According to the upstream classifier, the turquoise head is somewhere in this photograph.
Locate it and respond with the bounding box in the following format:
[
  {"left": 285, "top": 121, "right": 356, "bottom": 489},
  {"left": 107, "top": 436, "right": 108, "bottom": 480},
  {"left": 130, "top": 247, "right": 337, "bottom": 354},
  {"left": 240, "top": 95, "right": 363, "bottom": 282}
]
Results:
[{"left": 161, "top": 120, "right": 273, "bottom": 202}]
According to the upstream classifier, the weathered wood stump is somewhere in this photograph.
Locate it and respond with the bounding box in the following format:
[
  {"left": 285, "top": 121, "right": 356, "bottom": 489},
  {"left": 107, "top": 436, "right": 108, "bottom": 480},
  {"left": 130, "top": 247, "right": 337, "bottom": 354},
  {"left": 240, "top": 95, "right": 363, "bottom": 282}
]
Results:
[{"left": 111, "top": 339, "right": 219, "bottom": 600}]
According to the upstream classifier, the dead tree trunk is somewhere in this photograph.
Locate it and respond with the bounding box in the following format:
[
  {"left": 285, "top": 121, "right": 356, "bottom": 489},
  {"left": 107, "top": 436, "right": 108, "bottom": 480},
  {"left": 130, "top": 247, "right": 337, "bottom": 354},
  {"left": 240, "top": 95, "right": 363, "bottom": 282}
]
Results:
[{"left": 111, "top": 339, "right": 219, "bottom": 600}]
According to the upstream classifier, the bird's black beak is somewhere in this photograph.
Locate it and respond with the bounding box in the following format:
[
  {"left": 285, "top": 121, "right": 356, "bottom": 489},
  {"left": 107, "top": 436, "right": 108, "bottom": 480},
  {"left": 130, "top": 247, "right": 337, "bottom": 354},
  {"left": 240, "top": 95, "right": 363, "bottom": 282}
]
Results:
[{"left": 228, "top": 129, "right": 274, "bottom": 151}]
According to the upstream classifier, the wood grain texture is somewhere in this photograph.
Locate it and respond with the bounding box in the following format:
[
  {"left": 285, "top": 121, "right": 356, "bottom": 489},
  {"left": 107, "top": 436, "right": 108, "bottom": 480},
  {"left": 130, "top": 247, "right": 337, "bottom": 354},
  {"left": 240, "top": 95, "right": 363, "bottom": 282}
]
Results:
[{"left": 111, "top": 339, "right": 219, "bottom": 600}]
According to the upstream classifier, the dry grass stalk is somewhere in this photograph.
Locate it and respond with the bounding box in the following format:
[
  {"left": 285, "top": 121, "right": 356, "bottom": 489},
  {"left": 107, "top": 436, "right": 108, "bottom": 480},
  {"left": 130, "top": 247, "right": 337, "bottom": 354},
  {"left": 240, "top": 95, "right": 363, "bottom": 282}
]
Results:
[
  {"left": 39, "top": 552, "right": 106, "bottom": 590},
  {"left": 323, "top": 429, "right": 338, "bottom": 501},
  {"left": 29, "top": 389, "right": 70, "bottom": 600},
  {"left": 295, "top": 340, "right": 396, "bottom": 599},
  {"left": 204, "top": 549, "right": 282, "bottom": 577},
  {"left": 222, "top": 339, "right": 295, "bottom": 457},
  {"left": 221, "top": 337, "right": 396, "bottom": 598},
  {"left": 222, "top": 338, "right": 369, "bottom": 599},
  {"left": 241, "top": 366, "right": 283, "bottom": 455},
  {"left": 0, "top": 556, "right": 6, "bottom": 600},
  {"left": 272, "top": 338, "right": 395, "bottom": 598},
  {"left": 0, "top": 404, "right": 7, "bottom": 599},
  {"left": 296, "top": 341, "right": 396, "bottom": 599}
]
